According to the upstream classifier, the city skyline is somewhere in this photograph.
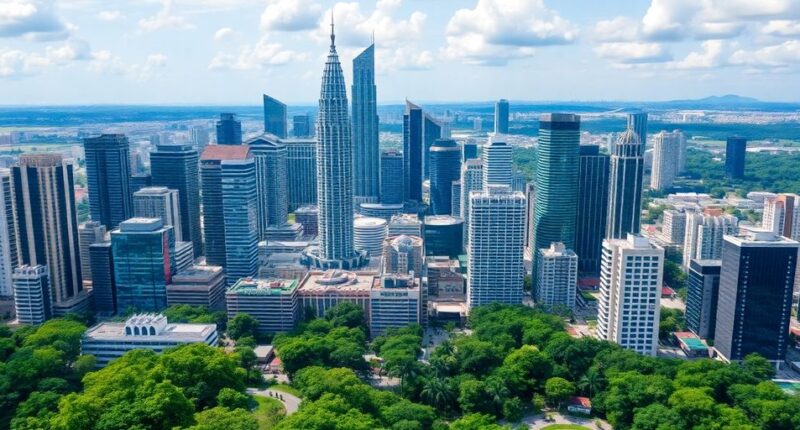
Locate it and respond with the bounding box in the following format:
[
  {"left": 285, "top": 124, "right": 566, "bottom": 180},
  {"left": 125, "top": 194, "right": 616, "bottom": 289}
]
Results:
[{"left": 2, "top": 0, "right": 800, "bottom": 105}]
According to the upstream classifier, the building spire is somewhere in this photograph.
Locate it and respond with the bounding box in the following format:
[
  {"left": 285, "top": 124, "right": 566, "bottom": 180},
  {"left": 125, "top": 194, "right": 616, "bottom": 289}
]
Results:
[{"left": 330, "top": 9, "right": 335, "bottom": 48}]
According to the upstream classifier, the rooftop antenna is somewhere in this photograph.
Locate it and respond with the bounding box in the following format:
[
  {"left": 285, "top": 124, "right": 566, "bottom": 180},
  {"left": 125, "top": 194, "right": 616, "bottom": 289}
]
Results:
[
  {"left": 371, "top": 29, "right": 375, "bottom": 45},
  {"left": 330, "top": 8, "right": 335, "bottom": 47}
]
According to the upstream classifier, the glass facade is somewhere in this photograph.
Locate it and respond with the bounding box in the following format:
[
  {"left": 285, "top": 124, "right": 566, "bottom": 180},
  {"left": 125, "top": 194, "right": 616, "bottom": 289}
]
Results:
[{"left": 112, "top": 221, "right": 175, "bottom": 312}]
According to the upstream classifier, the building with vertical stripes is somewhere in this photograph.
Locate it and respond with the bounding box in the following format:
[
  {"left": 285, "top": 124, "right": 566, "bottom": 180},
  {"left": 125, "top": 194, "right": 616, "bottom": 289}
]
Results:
[
  {"left": 352, "top": 43, "right": 380, "bottom": 204},
  {"left": 536, "top": 242, "right": 578, "bottom": 310},
  {"left": 84, "top": 134, "right": 133, "bottom": 230},
  {"left": 682, "top": 209, "right": 738, "bottom": 269},
  {"left": 0, "top": 169, "right": 17, "bottom": 297},
  {"left": 216, "top": 113, "right": 242, "bottom": 145},
  {"left": 494, "top": 99, "right": 509, "bottom": 134},
  {"left": 762, "top": 193, "right": 800, "bottom": 240},
  {"left": 651, "top": 130, "right": 682, "bottom": 191},
  {"left": 380, "top": 149, "right": 404, "bottom": 205},
  {"left": 459, "top": 159, "right": 483, "bottom": 241},
  {"left": 429, "top": 139, "right": 461, "bottom": 216},
  {"left": 133, "top": 187, "right": 182, "bottom": 242},
  {"left": 482, "top": 137, "right": 513, "bottom": 189},
  {"left": 150, "top": 144, "right": 202, "bottom": 257},
  {"left": 89, "top": 242, "right": 116, "bottom": 315},
  {"left": 13, "top": 265, "right": 51, "bottom": 325},
  {"left": 576, "top": 145, "right": 609, "bottom": 274},
  {"left": 263, "top": 94, "right": 287, "bottom": 138},
  {"left": 78, "top": 221, "right": 106, "bottom": 283},
  {"left": 247, "top": 136, "right": 302, "bottom": 241},
  {"left": 285, "top": 139, "right": 317, "bottom": 210},
  {"left": 607, "top": 129, "right": 645, "bottom": 240},
  {"left": 404, "top": 101, "right": 424, "bottom": 202}
]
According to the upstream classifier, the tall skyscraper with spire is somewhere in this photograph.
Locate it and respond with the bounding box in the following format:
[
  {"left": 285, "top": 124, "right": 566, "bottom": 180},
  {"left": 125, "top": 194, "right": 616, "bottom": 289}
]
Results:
[
  {"left": 607, "top": 129, "right": 645, "bottom": 239},
  {"left": 305, "top": 20, "right": 366, "bottom": 269},
  {"left": 352, "top": 43, "right": 380, "bottom": 204}
]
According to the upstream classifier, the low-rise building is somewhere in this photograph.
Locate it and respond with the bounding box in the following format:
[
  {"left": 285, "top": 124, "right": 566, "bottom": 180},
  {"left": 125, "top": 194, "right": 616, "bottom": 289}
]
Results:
[
  {"left": 166, "top": 265, "right": 226, "bottom": 310},
  {"left": 370, "top": 275, "right": 421, "bottom": 337},
  {"left": 226, "top": 278, "right": 300, "bottom": 334},
  {"left": 298, "top": 270, "right": 375, "bottom": 319}
]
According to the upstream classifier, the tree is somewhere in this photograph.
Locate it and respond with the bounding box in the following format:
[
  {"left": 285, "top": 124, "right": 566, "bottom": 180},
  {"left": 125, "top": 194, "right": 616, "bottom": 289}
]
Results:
[
  {"left": 544, "top": 377, "right": 575, "bottom": 409},
  {"left": 228, "top": 314, "right": 259, "bottom": 341},
  {"left": 420, "top": 377, "right": 455, "bottom": 412},
  {"left": 216, "top": 388, "right": 251, "bottom": 410},
  {"left": 502, "top": 397, "right": 523, "bottom": 422},
  {"left": 741, "top": 353, "right": 775, "bottom": 380},
  {"left": 457, "top": 379, "right": 493, "bottom": 415},
  {"left": 578, "top": 367, "right": 605, "bottom": 398},
  {"left": 668, "top": 387, "right": 717, "bottom": 428},
  {"left": 449, "top": 413, "right": 508, "bottom": 430},
  {"left": 187, "top": 407, "right": 258, "bottom": 430},
  {"left": 22, "top": 319, "right": 86, "bottom": 361},
  {"left": 631, "top": 404, "right": 681, "bottom": 430},
  {"left": 234, "top": 347, "right": 257, "bottom": 381},
  {"left": 324, "top": 302, "right": 367, "bottom": 330}
]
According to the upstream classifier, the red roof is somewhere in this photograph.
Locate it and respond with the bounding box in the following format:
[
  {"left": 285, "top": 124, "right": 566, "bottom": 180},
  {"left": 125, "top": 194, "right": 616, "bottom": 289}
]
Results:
[
  {"left": 578, "top": 277, "right": 599, "bottom": 289},
  {"left": 673, "top": 331, "right": 698, "bottom": 339},
  {"left": 569, "top": 396, "right": 592, "bottom": 408},
  {"left": 201, "top": 144, "right": 251, "bottom": 161},
  {"left": 270, "top": 357, "right": 282, "bottom": 367},
  {"left": 662, "top": 286, "right": 675, "bottom": 296}
]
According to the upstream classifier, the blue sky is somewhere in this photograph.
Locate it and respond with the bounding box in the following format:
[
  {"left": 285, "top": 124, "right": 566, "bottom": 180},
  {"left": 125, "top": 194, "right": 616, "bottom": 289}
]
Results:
[{"left": 1, "top": 0, "right": 799, "bottom": 104}]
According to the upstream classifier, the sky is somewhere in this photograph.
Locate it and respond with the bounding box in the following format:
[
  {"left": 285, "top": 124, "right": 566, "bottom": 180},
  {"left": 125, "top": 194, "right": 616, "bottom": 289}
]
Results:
[{"left": 1, "top": 0, "right": 800, "bottom": 105}]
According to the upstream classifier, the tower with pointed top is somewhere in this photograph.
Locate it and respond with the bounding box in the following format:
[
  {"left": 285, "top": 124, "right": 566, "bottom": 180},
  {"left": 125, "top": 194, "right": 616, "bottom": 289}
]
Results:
[
  {"left": 305, "top": 20, "right": 366, "bottom": 269},
  {"left": 352, "top": 43, "right": 380, "bottom": 205}
]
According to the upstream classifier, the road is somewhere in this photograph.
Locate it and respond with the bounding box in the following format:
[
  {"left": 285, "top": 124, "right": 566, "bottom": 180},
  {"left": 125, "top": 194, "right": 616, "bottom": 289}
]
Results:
[{"left": 247, "top": 387, "right": 302, "bottom": 415}]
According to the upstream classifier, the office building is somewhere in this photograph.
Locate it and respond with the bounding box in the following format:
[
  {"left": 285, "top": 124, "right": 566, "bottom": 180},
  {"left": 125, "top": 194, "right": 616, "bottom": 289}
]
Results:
[
  {"left": 0, "top": 169, "right": 16, "bottom": 296},
  {"left": 78, "top": 221, "right": 106, "bottom": 283},
  {"left": 81, "top": 314, "right": 219, "bottom": 367},
  {"left": 83, "top": 134, "right": 133, "bottom": 230},
  {"left": 536, "top": 242, "right": 578, "bottom": 309},
  {"left": 191, "top": 126, "right": 210, "bottom": 154},
  {"left": 354, "top": 217, "right": 388, "bottom": 258},
  {"left": 686, "top": 259, "right": 721, "bottom": 340},
  {"left": 532, "top": 114, "right": 580, "bottom": 272},
  {"left": 597, "top": 234, "right": 663, "bottom": 356},
  {"left": 388, "top": 214, "right": 423, "bottom": 237},
  {"left": 133, "top": 187, "right": 182, "bottom": 242},
  {"left": 466, "top": 185, "right": 526, "bottom": 309},
  {"left": 661, "top": 209, "right": 687, "bottom": 245},
  {"left": 651, "top": 130, "right": 682, "bottom": 191},
  {"left": 429, "top": 139, "right": 461, "bottom": 215},
  {"left": 627, "top": 111, "right": 648, "bottom": 147},
  {"left": 298, "top": 270, "right": 374, "bottom": 319},
  {"left": 304, "top": 26, "right": 366, "bottom": 270},
  {"left": 13, "top": 154, "right": 87, "bottom": 315},
  {"left": 762, "top": 193, "right": 800, "bottom": 240},
  {"left": 167, "top": 265, "right": 225, "bottom": 310},
  {"left": 370, "top": 275, "right": 421, "bottom": 336},
  {"left": 714, "top": 230, "right": 798, "bottom": 363},
  {"left": 111, "top": 218, "right": 175, "bottom": 312},
  {"left": 13, "top": 265, "right": 51, "bottom": 325},
  {"left": 226, "top": 278, "right": 299, "bottom": 333},
  {"left": 424, "top": 215, "right": 464, "bottom": 257},
  {"left": 352, "top": 43, "right": 380, "bottom": 204},
  {"left": 295, "top": 205, "right": 318, "bottom": 238},
  {"left": 262, "top": 94, "right": 287, "bottom": 138},
  {"left": 173, "top": 241, "right": 194, "bottom": 273},
  {"left": 451, "top": 181, "right": 461, "bottom": 217},
  {"left": 462, "top": 140, "right": 478, "bottom": 162},
  {"left": 575, "top": 145, "right": 609, "bottom": 274},
  {"left": 482, "top": 137, "right": 513, "bottom": 189},
  {"left": 248, "top": 136, "right": 302, "bottom": 241},
  {"left": 215, "top": 113, "right": 242, "bottom": 145},
  {"left": 525, "top": 182, "right": 536, "bottom": 251},
  {"left": 293, "top": 114, "right": 312, "bottom": 138},
  {"left": 494, "top": 99, "right": 509, "bottom": 134},
  {"left": 89, "top": 242, "right": 116, "bottom": 314},
  {"left": 423, "top": 115, "right": 443, "bottom": 180},
  {"left": 150, "top": 144, "right": 202, "bottom": 257},
  {"left": 404, "top": 101, "right": 424, "bottom": 202},
  {"left": 459, "top": 159, "right": 483, "bottom": 241},
  {"left": 285, "top": 138, "right": 317, "bottom": 210},
  {"left": 380, "top": 149, "right": 404, "bottom": 205},
  {"left": 383, "top": 235, "right": 424, "bottom": 275},
  {"left": 426, "top": 256, "right": 464, "bottom": 296},
  {"left": 607, "top": 129, "right": 645, "bottom": 239},
  {"left": 129, "top": 174, "right": 152, "bottom": 195},
  {"left": 682, "top": 209, "right": 738, "bottom": 269},
  {"left": 725, "top": 136, "right": 747, "bottom": 179},
  {"left": 359, "top": 203, "right": 404, "bottom": 221}
]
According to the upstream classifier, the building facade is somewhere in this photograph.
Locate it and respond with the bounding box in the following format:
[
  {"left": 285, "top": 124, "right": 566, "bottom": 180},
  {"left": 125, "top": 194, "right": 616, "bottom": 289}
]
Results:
[
  {"left": 661, "top": 209, "right": 687, "bottom": 245},
  {"left": 536, "top": 242, "right": 578, "bottom": 309},
  {"left": 83, "top": 134, "right": 133, "bottom": 230},
  {"left": 424, "top": 215, "right": 464, "bottom": 258},
  {"left": 482, "top": 137, "right": 513, "bottom": 189},
  {"left": 651, "top": 130, "right": 682, "bottom": 191},
  {"left": 13, "top": 265, "right": 51, "bottom": 325},
  {"left": 383, "top": 235, "right": 424, "bottom": 276},
  {"left": 167, "top": 265, "right": 226, "bottom": 310},
  {"left": 0, "top": 169, "right": 17, "bottom": 297},
  {"left": 725, "top": 136, "right": 747, "bottom": 179},
  {"left": 285, "top": 139, "right": 317, "bottom": 211},
  {"left": 686, "top": 259, "right": 721, "bottom": 340},
  {"left": 762, "top": 193, "right": 800, "bottom": 240},
  {"left": 403, "top": 101, "right": 424, "bottom": 202},
  {"left": 78, "top": 221, "right": 106, "bottom": 283},
  {"left": 606, "top": 129, "right": 645, "bottom": 240},
  {"left": 370, "top": 275, "right": 421, "bottom": 337},
  {"left": 494, "top": 99, "right": 509, "bottom": 134},
  {"left": 575, "top": 145, "right": 609, "bottom": 274},
  {"left": 380, "top": 149, "right": 404, "bottom": 205},
  {"left": 89, "top": 242, "right": 116, "bottom": 314},
  {"left": 263, "top": 94, "right": 287, "bottom": 138},
  {"left": 429, "top": 139, "right": 461, "bottom": 215},
  {"left": 133, "top": 187, "right": 182, "bottom": 242},
  {"left": 352, "top": 44, "right": 380, "bottom": 204},
  {"left": 215, "top": 113, "right": 242, "bottom": 145},
  {"left": 226, "top": 278, "right": 299, "bottom": 333},
  {"left": 682, "top": 209, "right": 738, "bottom": 269},
  {"left": 150, "top": 144, "right": 202, "bottom": 257}
]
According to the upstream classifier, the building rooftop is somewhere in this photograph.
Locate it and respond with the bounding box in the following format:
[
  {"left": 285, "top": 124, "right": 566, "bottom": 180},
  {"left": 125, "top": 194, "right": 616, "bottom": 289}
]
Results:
[
  {"left": 725, "top": 229, "right": 800, "bottom": 247},
  {"left": 298, "top": 270, "right": 375, "bottom": 294},
  {"left": 354, "top": 217, "right": 387, "bottom": 228},
  {"left": 200, "top": 144, "right": 251, "bottom": 161},
  {"left": 228, "top": 278, "right": 298, "bottom": 296},
  {"left": 171, "top": 265, "right": 224, "bottom": 283},
  {"left": 424, "top": 215, "right": 463, "bottom": 226},
  {"left": 84, "top": 314, "right": 216, "bottom": 342},
  {"left": 372, "top": 274, "right": 420, "bottom": 290},
  {"left": 118, "top": 217, "right": 164, "bottom": 232},
  {"left": 134, "top": 186, "right": 172, "bottom": 196}
]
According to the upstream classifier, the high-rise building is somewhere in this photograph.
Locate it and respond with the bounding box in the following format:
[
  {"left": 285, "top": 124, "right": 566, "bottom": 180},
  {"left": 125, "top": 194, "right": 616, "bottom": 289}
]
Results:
[
  {"left": 383, "top": 235, "right": 424, "bottom": 275},
  {"left": 133, "top": 187, "right": 182, "bottom": 242},
  {"left": 13, "top": 154, "right": 86, "bottom": 314},
  {"left": 676, "top": 130, "right": 687, "bottom": 174},
  {"left": 0, "top": 169, "right": 17, "bottom": 297},
  {"left": 660, "top": 209, "right": 687, "bottom": 245},
  {"left": 525, "top": 182, "right": 536, "bottom": 252},
  {"left": 494, "top": 99, "right": 509, "bottom": 134},
  {"left": 627, "top": 111, "right": 648, "bottom": 147},
  {"left": 682, "top": 209, "right": 738, "bottom": 269},
  {"left": 459, "top": 159, "right": 483, "bottom": 240},
  {"left": 762, "top": 193, "right": 800, "bottom": 240},
  {"left": 304, "top": 25, "right": 365, "bottom": 270},
  {"left": 651, "top": 130, "right": 682, "bottom": 191},
  {"left": 423, "top": 115, "right": 443, "bottom": 180},
  {"left": 686, "top": 259, "right": 721, "bottom": 340},
  {"left": 575, "top": 145, "right": 609, "bottom": 274},
  {"left": 89, "top": 242, "right": 116, "bottom": 314},
  {"left": 597, "top": 234, "right": 663, "bottom": 356},
  {"left": 84, "top": 134, "right": 133, "bottom": 229},
  {"left": 424, "top": 215, "right": 464, "bottom": 258},
  {"left": 532, "top": 113, "right": 580, "bottom": 269},
  {"left": 215, "top": 113, "right": 242, "bottom": 145},
  {"left": 380, "top": 149, "right": 404, "bottom": 205},
  {"left": 370, "top": 274, "right": 421, "bottom": 336},
  {"left": 482, "top": 137, "right": 513, "bottom": 189},
  {"left": 462, "top": 140, "right": 478, "bottom": 162},
  {"left": 285, "top": 139, "right": 317, "bottom": 210},
  {"left": 403, "top": 101, "right": 424, "bottom": 202},
  {"left": 262, "top": 94, "right": 287, "bottom": 138},
  {"left": 293, "top": 114, "right": 313, "bottom": 138},
  {"left": 429, "top": 139, "right": 461, "bottom": 215},
  {"left": 191, "top": 126, "right": 210, "bottom": 154},
  {"left": 352, "top": 43, "right": 380, "bottom": 204},
  {"left": 129, "top": 174, "right": 152, "bottom": 196},
  {"left": 78, "top": 221, "right": 106, "bottom": 283},
  {"left": 536, "top": 242, "right": 578, "bottom": 309},
  {"left": 606, "top": 129, "right": 645, "bottom": 239},
  {"left": 725, "top": 136, "right": 747, "bottom": 179},
  {"left": 111, "top": 218, "right": 175, "bottom": 312},
  {"left": 13, "top": 265, "right": 51, "bottom": 325},
  {"left": 248, "top": 136, "right": 302, "bottom": 241},
  {"left": 466, "top": 185, "right": 525, "bottom": 309},
  {"left": 150, "top": 144, "right": 202, "bottom": 257},
  {"left": 451, "top": 181, "right": 461, "bottom": 217},
  {"left": 714, "top": 230, "right": 798, "bottom": 363}
]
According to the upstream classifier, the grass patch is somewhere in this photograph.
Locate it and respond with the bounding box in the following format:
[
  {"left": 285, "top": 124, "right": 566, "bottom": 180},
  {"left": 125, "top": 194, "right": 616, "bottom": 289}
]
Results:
[
  {"left": 580, "top": 291, "right": 597, "bottom": 301},
  {"left": 252, "top": 395, "right": 285, "bottom": 430},
  {"left": 271, "top": 383, "right": 302, "bottom": 397},
  {"left": 541, "top": 425, "right": 591, "bottom": 430}
]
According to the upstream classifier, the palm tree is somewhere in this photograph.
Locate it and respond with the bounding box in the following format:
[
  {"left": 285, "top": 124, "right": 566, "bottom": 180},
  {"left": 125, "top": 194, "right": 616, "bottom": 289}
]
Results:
[
  {"left": 484, "top": 377, "right": 511, "bottom": 415},
  {"left": 578, "top": 368, "right": 605, "bottom": 398},
  {"left": 420, "top": 377, "right": 454, "bottom": 412},
  {"left": 389, "top": 358, "right": 420, "bottom": 398}
]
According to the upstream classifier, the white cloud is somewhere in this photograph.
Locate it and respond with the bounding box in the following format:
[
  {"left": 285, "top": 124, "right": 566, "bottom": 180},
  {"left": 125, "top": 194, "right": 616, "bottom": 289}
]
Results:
[
  {"left": 443, "top": 0, "right": 577, "bottom": 65},
  {"left": 379, "top": 47, "right": 433, "bottom": 72},
  {"left": 314, "top": 1, "right": 426, "bottom": 48},
  {"left": 214, "top": 27, "right": 238, "bottom": 41},
  {"left": 138, "top": 0, "right": 194, "bottom": 32},
  {"left": 0, "top": 0, "right": 69, "bottom": 40},
  {"left": 88, "top": 51, "right": 168, "bottom": 81},
  {"left": 594, "top": 42, "right": 672, "bottom": 64},
  {"left": 209, "top": 36, "right": 307, "bottom": 70},
  {"left": 0, "top": 38, "right": 93, "bottom": 78},
  {"left": 261, "top": 0, "right": 322, "bottom": 32},
  {"left": 729, "top": 40, "right": 800, "bottom": 68},
  {"left": 98, "top": 10, "right": 124, "bottom": 22},
  {"left": 670, "top": 40, "right": 726, "bottom": 69},
  {"left": 762, "top": 20, "right": 800, "bottom": 37},
  {"left": 593, "top": 17, "right": 640, "bottom": 42}
]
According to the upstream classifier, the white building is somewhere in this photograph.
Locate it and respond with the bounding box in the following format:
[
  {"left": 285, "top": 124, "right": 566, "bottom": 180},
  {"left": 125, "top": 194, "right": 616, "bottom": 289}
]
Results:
[
  {"left": 226, "top": 278, "right": 299, "bottom": 334},
  {"left": 370, "top": 274, "right": 421, "bottom": 337},
  {"left": 78, "top": 221, "right": 106, "bottom": 283},
  {"left": 481, "top": 137, "right": 513, "bottom": 189},
  {"left": 387, "top": 214, "right": 422, "bottom": 237},
  {"left": 683, "top": 209, "right": 739, "bottom": 269},
  {"left": 762, "top": 193, "right": 800, "bottom": 240},
  {"left": 597, "top": 234, "right": 664, "bottom": 356},
  {"left": 13, "top": 265, "right": 51, "bottom": 325},
  {"left": 536, "top": 242, "right": 578, "bottom": 309},
  {"left": 133, "top": 186, "right": 183, "bottom": 242},
  {"left": 354, "top": 217, "right": 388, "bottom": 258},
  {"left": 651, "top": 130, "right": 683, "bottom": 191},
  {"left": 660, "top": 209, "right": 687, "bottom": 245},
  {"left": 466, "top": 185, "right": 526, "bottom": 309},
  {"left": 460, "top": 159, "right": 483, "bottom": 242}
]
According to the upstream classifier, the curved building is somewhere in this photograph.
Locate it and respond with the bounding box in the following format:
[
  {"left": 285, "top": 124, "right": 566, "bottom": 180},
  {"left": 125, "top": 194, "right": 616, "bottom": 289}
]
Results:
[
  {"left": 354, "top": 217, "right": 388, "bottom": 258},
  {"left": 359, "top": 202, "right": 404, "bottom": 220},
  {"left": 424, "top": 215, "right": 464, "bottom": 257},
  {"left": 429, "top": 139, "right": 461, "bottom": 215}
]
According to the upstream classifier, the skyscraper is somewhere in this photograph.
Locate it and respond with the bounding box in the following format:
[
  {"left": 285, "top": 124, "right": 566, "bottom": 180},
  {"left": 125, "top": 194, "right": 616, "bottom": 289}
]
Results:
[
  {"left": 304, "top": 23, "right": 365, "bottom": 270},
  {"left": 403, "top": 101, "right": 424, "bottom": 202},
  {"left": 762, "top": 193, "right": 800, "bottom": 240},
  {"left": 725, "top": 136, "right": 747, "bottom": 179},
  {"left": 576, "top": 145, "right": 609, "bottom": 274},
  {"left": 293, "top": 114, "right": 313, "bottom": 138},
  {"left": 380, "top": 149, "right": 404, "bottom": 205},
  {"left": 682, "top": 209, "right": 738, "bottom": 269},
  {"left": 606, "top": 129, "right": 645, "bottom": 240},
  {"left": 0, "top": 169, "right": 17, "bottom": 297},
  {"left": 536, "top": 242, "right": 578, "bottom": 309},
  {"left": 13, "top": 154, "right": 87, "bottom": 314},
  {"left": 714, "top": 230, "right": 798, "bottom": 363},
  {"left": 216, "top": 113, "right": 242, "bottom": 145},
  {"left": 686, "top": 259, "right": 721, "bottom": 340},
  {"left": 89, "top": 242, "right": 116, "bottom": 315},
  {"left": 459, "top": 159, "right": 483, "bottom": 239},
  {"left": 494, "top": 99, "right": 509, "bottom": 134},
  {"left": 532, "top": 113, "right": 580, "bottom": 263},
  {"left": 78, "top": 221, "right": 106, "bottom": 283},
  {"left": 627, "top": 111, "right": 648, "bottom": 146},
  {"left": 467, "top": 185, "right": 525, "bottom": 309},
  {"left": 84, "top": 134, "right": 133, "bottom": 229},
  {"left": 133, "top": 187, "right": 182, "bottom": 242},
  {"left": 263, "top": 94, "right": 287, "bottom": 138},
  {"left": 13, "top": 265, "right": 51, "bottom": 325},
  {"left": 423, "top": 115, "right": 443, "bottom": 179},
  {"left": 597, "top": 234, "right": 663, "bottom": 356},
  {"left": 191, "top": 126, "right": 210, "bottom": 154},
  {"left": 285, "top": 139, "right": 317, "bottom": 210},
  {"left": 651, "top": 130, "right": 682, "bottom": 191},
  {"left": 248, "top": 136, "right": 301, "bottom": 240},
  {"left": 352, "top": 43, "right": 380, "bottom": 204},
  {"left": 150, "top": 144, "right": 202, "bottom": 257},
  {"left": 451, "top": 181, "right": 461, "bottom": 217},
  {"left": 462, "top": 140, "right": 478, "bottom": 162},
  {"left": 429, "top": 139, "right": 461, "bottom": 215},
  {"left": 482, "top": 137, "right": 513, "bottom": 189}
]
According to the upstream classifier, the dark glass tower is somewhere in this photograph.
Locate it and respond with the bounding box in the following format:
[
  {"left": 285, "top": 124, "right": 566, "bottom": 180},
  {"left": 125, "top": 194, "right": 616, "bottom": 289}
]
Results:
[
  {"left": 494, "top": 99, "right": 509, "bottom": 134},
  {"left": 606, "top": 129, "right": 644, "bottom": 239},
  {"left": 380, "top": 149, "right": 404, "bottom": 205},
  {"left": 403, "top": 101, "right": 423, "bottom": 202},
  {"left": 263, "top": 94, "right": 287, "bottom": 138},
  {"left": 150, "top": 143, "right": 202, "bottom": 257},
  {"left": 576, "top": 145, "right": 609, "bottom": 274},
  {"left": 84, "top": 134, "right": 133, "bottom": 229},
  {"left": 293, "top": 114, "right": 312, "bottom": 138},
  {"left": 216, "top": 113, "right": 242, "bottom": 145},
  {"left": 429, "top": 139, "right": 461, "bottom": 215},
  {"left": 725, "top": 136, "right": 746, "bottom": 179},
  {"left": 89, "top": 242, "right": 116, "bottom": 315},
  {"left": 686, "top": 259, "right": 721, "bottom": 340},
  {"left": 352, "top": 44, "right": 380, "bottom": 203},
  {"left": 423, "top": 115, "right": 442, "bottom": 180},
  {"left": 626, "top": 111, "right": 648, "bottom": 147}
]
